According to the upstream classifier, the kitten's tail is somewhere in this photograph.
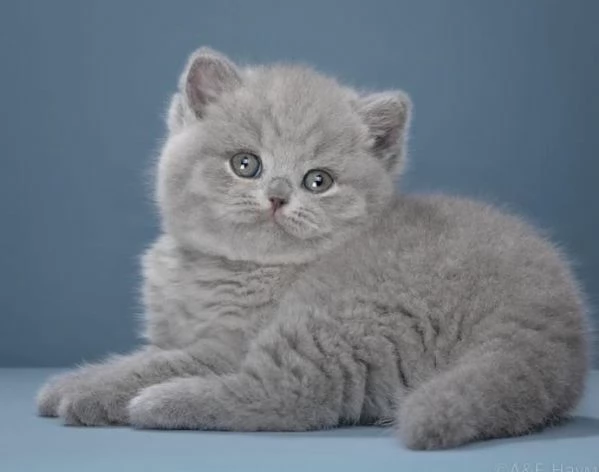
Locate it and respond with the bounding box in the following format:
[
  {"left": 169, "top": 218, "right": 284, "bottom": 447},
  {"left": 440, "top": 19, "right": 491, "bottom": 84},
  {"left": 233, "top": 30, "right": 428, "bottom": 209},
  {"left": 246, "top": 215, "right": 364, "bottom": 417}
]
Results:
[{"left": 395, "top": 340, "right": 587, "bottom": 449}]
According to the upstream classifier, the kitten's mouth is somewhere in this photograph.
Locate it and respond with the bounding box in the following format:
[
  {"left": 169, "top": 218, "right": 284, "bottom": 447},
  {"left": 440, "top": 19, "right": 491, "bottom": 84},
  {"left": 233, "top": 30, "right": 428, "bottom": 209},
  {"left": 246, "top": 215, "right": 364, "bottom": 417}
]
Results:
[
  {"left": 266, "top": 210, "right": 325, "bottom": 241},
  {"left": 270, "top": 211, "right": 288, "bottom": 229}
]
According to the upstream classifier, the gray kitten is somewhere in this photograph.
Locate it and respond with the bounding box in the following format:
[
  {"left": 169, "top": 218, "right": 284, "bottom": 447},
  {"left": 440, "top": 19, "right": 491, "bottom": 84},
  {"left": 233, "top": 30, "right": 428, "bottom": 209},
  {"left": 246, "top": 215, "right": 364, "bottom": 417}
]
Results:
[{"left": 37, "top": 47, "right": 590, "bottom": 449}]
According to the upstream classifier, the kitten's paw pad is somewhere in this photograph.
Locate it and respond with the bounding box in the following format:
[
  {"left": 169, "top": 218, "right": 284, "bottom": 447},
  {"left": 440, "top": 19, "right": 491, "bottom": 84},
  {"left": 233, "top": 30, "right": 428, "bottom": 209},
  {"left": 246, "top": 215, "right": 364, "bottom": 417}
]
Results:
[
  {"left": 58, "top": 391, "right": 129, "bottom": 426},
  {"left": 129, "top": 379, "right": 201, "bottom": 430},
  {"left": 398, "top": 389, "right": 477, "bottom": 450},
  {"left": 36, "top": 371, "right": 82, "bottom": 417}
]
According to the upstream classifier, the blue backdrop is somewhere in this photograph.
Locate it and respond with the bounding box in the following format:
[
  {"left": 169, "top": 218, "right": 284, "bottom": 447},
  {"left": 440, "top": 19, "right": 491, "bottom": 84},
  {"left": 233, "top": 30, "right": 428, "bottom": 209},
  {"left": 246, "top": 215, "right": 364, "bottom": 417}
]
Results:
[{"left": 1, "top": 0, "right": 597, "bottom": 366}]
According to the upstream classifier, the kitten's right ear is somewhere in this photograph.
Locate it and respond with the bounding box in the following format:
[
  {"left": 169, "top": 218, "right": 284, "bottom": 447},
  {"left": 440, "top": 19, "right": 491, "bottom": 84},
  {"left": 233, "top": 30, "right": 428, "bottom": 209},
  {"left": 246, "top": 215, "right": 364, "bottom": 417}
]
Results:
[
  {"left": 357, "top": 91, "right": 411, "bottom": 175},
  {"left": 179, "top": 47, "right": 242, "bottom": 118}
]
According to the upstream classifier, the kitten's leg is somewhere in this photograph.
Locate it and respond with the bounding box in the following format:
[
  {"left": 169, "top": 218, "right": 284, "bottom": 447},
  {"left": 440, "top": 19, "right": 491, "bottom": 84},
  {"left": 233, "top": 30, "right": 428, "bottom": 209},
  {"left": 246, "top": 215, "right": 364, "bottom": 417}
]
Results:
[
  {"left": 37, "top": 343, "right": 239, "bottom": 426},
  {"left": 129, "top": 315, "right": 367, "bottom": 431},
  {"left": 397, "top": 337, "right": 587, "bottom": 449}
]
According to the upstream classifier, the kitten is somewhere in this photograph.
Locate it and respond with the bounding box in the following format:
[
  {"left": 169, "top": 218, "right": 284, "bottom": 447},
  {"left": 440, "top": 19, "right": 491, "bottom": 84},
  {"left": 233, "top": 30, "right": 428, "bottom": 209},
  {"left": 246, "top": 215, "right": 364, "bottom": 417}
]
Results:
[{"left": 37, "top": 47, "right": 590, "bottom": 449}]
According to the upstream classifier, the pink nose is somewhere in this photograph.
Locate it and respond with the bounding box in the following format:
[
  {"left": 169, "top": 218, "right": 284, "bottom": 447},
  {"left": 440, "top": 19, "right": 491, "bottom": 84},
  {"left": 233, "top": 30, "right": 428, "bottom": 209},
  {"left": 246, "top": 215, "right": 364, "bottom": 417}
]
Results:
[{"left": 269, "top": 197, "right": 287, "bottom": 212}]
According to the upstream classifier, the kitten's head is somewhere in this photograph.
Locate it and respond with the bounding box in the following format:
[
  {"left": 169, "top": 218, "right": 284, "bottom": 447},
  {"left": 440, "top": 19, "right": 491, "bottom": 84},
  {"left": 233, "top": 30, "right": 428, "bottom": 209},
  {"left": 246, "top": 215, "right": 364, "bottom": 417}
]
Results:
[{"left": 156, "top": 48, "right": 411, "bottom": 264}]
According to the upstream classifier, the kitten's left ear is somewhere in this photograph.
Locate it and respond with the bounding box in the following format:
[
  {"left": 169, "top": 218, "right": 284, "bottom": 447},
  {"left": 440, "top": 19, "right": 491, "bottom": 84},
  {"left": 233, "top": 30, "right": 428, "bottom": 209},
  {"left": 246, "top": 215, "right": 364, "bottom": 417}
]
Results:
[
  {"left": 179, "top": 47, "right": 242, "bottom": 118},
  {"left": 357, "top": 91, "right": 412, "bottom": 174}
]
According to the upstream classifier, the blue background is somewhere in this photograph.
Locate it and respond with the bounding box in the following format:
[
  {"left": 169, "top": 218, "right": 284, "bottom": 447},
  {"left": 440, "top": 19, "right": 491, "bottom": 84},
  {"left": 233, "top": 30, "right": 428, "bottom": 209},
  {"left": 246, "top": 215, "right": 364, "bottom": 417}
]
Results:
[{"left": 1, "top": 0, "right": 597, "bottom": 367}]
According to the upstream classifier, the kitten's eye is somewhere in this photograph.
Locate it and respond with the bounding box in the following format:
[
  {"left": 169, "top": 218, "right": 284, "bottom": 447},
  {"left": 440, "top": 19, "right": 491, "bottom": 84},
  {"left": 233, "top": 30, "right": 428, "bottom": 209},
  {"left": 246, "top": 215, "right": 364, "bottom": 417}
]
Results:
[
  {"left": 230, "top": 153, "right": 262, "bottom": 178},
  {"left": 303, "top": 169, "right": 334, "bottom": 194}
]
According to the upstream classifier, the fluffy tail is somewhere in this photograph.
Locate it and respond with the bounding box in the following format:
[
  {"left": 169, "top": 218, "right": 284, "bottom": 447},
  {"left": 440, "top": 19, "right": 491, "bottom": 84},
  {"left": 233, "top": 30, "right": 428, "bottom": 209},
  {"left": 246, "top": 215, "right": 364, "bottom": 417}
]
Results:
[{"left": 396, "top": 338, "right": 587, "bottom": 449}]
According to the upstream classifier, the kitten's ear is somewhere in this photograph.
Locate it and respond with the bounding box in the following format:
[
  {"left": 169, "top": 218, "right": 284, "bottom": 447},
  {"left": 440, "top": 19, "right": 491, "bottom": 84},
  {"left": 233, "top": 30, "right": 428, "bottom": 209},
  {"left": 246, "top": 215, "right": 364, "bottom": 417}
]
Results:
[
  {"left": 179, "top": 47, "right": 242, "bottom": 118},
  {"left": 357, "top": 91, "right": 412, "bottom": 173}
]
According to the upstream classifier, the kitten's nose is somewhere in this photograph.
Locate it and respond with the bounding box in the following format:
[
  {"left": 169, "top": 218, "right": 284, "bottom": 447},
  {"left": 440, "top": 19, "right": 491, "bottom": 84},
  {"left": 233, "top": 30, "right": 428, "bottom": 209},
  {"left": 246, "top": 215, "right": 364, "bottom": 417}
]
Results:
[
  {"left": 267, "top": 178, "right": 292, "bottom": 213},
  {"left": 269, "top": 197, "right": 287, "bottom": 212}
]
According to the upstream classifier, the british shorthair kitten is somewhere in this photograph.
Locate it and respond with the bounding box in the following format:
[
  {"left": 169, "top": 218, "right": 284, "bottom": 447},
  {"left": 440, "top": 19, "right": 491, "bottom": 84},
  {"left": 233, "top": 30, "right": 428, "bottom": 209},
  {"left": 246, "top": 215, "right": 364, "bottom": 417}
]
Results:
[{"left": 37, "top": 47, "right": 589, "bottom": 449}]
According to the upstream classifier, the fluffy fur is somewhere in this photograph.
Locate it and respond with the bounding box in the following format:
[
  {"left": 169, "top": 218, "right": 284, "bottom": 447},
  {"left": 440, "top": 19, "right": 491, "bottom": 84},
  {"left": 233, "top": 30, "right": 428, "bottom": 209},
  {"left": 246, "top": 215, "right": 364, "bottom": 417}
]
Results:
[{"left": 37, "top": 47, "right": 590, "bottom": 449}]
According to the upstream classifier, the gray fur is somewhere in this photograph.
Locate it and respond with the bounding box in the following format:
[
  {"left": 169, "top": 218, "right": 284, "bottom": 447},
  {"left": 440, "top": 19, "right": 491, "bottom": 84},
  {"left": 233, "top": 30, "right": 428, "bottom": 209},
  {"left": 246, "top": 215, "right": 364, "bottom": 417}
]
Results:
[{"left": 37, "top": 48, "right": 589, "bottom": 449}]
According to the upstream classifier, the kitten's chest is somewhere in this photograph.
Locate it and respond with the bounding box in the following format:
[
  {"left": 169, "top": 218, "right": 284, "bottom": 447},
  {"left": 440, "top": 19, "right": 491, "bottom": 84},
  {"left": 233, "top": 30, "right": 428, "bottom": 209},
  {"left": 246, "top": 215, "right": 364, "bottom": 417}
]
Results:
[
  {"left": 143, "top": 238, "right": 296, "bottom": 348},
  {"left": 185, "top": 260, "right": 289, "bottom": 316},
  {"left": 177, "top": 257, "right": 295, "bottom": 345}
]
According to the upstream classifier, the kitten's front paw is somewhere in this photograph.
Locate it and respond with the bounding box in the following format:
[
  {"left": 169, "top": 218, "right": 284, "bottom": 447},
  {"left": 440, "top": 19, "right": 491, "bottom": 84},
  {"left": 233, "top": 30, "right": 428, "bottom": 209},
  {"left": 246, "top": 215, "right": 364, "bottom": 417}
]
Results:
[
  {"left": 58, "top": 388, "right": 131, "bottom": 426},
  {"left": 36, "top": 371, "right": 84, "bottom": 417},
  {"left": 129, "top": 378, "right": 207, "bottom": 430}
]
